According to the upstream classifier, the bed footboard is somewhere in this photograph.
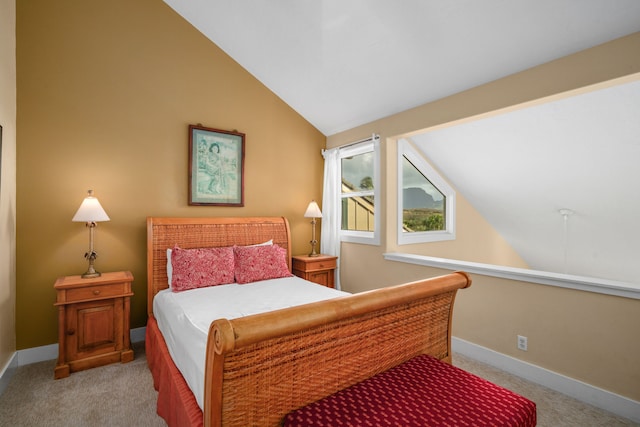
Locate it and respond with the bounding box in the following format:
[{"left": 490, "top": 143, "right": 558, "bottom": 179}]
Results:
[{"left": 203, "top": 271, "right": 471, "bottom": 427}]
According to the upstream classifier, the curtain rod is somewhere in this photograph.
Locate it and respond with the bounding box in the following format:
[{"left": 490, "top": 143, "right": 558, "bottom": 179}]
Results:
[{"left": 324, "top": 133, "right": 379, "bottom": 153}]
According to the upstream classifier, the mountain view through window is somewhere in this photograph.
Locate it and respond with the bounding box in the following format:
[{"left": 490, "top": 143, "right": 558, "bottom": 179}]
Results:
[{"left": 402, "top": 156, "right": 445, "bottom": 232}]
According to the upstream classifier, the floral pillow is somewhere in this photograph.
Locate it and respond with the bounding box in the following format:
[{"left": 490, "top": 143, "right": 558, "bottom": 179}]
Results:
[
  {"left": 166, "top": 240, "right": 272, "bottom": 287},
  {"left": 171, "top": 245, "right": 235, "bottom": 292},
  {"left": 234, "top": 244, "right": 293, "bottom": 284}
]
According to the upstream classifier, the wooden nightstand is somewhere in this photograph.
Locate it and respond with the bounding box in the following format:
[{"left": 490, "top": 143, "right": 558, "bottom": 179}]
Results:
[
  {"left": 54, "top": 271, "right": 134, "bottom": 379},
  {"left": 292, "top": 254, "right": 338, "bottom": 288}
]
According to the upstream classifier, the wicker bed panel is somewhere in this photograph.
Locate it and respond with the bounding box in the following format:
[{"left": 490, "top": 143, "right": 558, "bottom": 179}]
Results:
[
  {"left": 209, "top": 289, "right": 457, "bottom": 427},
  {"left": 146, "top": 217, "right": 291, "bottom": 316}
]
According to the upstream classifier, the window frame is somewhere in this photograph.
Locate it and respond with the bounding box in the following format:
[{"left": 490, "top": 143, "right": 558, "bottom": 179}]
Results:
[
  {"left": 397, "top": 139, "right": 456, "bottom": 245},
  {"left": 340, "top": 138, "right": 380, "bottom": 245}
]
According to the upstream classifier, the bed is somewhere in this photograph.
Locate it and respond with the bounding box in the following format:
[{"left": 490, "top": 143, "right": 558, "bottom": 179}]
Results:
[{"left": 146, "top": 216, "right": 473, "bottom": 427}]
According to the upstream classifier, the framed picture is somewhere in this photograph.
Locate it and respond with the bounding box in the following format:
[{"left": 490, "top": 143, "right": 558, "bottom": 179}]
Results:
[{"left": 189, "top": 124, "right": 245, "bottom": 206}]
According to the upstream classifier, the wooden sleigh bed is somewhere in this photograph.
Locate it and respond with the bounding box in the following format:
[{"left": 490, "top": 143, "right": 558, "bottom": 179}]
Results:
[{"left": 146, "top": 216, "right": 474, "bottom": 426}]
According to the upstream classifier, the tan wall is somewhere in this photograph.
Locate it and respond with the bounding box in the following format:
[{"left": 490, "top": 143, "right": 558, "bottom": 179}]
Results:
[
  {"left": 16, "top": 0, "right": 326, "bottom": 349},
  {"left": 330, "top": 33, "right": 640, "bottom": 401},
  {"left": 0, "top": 0, "right": 17, "bottom": 372}
]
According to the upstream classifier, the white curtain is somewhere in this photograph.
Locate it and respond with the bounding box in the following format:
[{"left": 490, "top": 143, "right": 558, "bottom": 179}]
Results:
[{"left": 321, "top": 147, "right": 341, "bottom": 290}]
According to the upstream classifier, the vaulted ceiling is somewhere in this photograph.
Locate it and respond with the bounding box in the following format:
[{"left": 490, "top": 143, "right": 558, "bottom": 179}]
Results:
[{"left": 162, "top": 1, "right": 640, "bottom": 284}]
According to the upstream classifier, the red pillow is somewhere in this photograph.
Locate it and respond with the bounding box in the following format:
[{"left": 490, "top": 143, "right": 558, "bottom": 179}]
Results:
[
  {"left": 234, "top": 244, "right": 293, "bottom": 284},
  {"left": 171, "top": 245, "right": 235, "bottom": 292}
]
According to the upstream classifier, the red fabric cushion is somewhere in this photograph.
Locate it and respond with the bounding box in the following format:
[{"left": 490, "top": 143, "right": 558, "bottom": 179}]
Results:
[
  {"left": 170, "top": 245, "right": 235, "bottom": 292},
  {"left": 233, "top": 244, "right": 293, "bottom": 284},
  {"left": 283, "top": 354, "right": 537, "bottom": 427}
]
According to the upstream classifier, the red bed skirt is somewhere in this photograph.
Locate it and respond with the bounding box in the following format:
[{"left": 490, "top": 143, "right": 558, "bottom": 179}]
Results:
[
  {"left": 146, "top": 316, "right": 203, "bottom": 427},
  {"left": 284, "top": 354, "right": 537, "bottom": 427}
]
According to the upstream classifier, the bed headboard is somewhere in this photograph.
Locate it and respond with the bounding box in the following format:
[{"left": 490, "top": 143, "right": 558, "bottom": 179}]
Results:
[{"left": 146, "top": 216, "right": 292, "bottom": 317}]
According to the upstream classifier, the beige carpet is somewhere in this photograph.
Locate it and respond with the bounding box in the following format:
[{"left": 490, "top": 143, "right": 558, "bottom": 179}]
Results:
[
  {"left": 0, "top": 342, "right": 636, "bottom": 426},
  {"left": 0, "top": 342, "right": 165, "bottom": 427}
]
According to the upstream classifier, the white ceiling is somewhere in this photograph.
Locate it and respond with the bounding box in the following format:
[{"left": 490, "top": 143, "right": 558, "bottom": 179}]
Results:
[
  {"left": 162, "top": 1, "right": 640, "bottom": 283},
  {"left": 163, "top": 0, "right": 640, "bottom": 136}
]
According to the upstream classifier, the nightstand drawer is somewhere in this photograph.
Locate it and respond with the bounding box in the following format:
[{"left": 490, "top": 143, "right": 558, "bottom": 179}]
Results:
[
  {"left": 65, "top": 283, "right": 126, "bottom": 302},
  {"left": 293, "top": 257, "right": 336, "bottom": 272}
]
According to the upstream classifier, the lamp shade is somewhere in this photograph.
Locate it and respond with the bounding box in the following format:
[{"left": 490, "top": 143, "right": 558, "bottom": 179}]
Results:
[
  {"left": 304, "top": 201, "right": 322, "bottom": 218},
  {"left": 72, "top": 190, "right": 110, "bottom": 222}
]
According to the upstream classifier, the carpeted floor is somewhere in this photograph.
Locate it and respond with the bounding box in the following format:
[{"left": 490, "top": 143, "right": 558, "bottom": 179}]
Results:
[
  {"left": 0, "top": 342, "right": 636, "bottom": 426},
  {"left": 0, "top": 342, "right": 165, "bottom": 427}
]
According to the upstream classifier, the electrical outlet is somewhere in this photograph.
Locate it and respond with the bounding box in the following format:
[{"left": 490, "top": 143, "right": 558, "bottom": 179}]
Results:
[{"left": 517, "top": 335, "right": 528, "bottom": 351}]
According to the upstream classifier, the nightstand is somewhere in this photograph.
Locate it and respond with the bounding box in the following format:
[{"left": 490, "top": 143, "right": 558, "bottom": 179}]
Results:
[
  {"left": 54, "top": 271, "right": 134, "bottom": 379},
  {"left": 292, "top": 254, "right": 338, "bottom": 288}
]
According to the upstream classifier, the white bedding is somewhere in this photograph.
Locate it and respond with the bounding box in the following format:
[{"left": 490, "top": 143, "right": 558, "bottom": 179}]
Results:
[{"left": 153, "top": 276, "right": 350, "bottom": 410}]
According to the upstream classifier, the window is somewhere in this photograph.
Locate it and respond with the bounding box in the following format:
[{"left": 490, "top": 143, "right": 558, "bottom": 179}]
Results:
[
  {"left": 398, "top": 139, "right": 455, "bottom": 244},
  {"left": 339, "top": 137, "right": 380, "bottom": 245}
]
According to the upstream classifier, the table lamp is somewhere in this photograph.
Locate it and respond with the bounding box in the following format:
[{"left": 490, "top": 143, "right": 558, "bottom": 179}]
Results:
[
  {"left": 72, "top": 190, "right": 110, "bottom": 278},
  {"left": 304, "top": 200, "right": 322, "bottom": 257}
]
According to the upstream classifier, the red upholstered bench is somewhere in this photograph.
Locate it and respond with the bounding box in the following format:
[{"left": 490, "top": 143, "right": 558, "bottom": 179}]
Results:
[{"left": 283, "top": 354, "right": 536, "bottom": 427}]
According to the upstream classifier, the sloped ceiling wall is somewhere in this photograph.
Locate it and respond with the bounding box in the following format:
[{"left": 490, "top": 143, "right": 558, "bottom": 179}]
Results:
[{"left": 410, "top": 79, "right": 640, "bottom": 283}]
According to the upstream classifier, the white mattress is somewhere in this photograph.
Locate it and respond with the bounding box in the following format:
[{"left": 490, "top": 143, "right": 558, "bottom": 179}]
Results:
[{"left": 153, "top": 276, "right": 350, "bottom": 410}]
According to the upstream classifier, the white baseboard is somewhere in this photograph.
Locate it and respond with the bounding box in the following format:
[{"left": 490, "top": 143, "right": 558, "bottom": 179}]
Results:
[
  {"left": 13, "top": 326, "right": 147, "bottom": 367},
  {"left": 17, "top": 343, "right": 57, "bottom": 366},
  {"left": 130, "top": 326, "right": 146, "bottom": 344},
  {"left": 0, "top": 352, "right": 17, "bottom": 397},
  {"left": 452, "top": 337, "right": 640, "bottom": 424}
]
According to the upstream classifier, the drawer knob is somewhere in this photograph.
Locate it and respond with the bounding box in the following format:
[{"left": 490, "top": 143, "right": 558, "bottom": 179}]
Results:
[
  {"left": 66, "top": 328, "right": 76, "bottom": 336},
  {"left": 93, "top": 290, "right": 101, "bottom": 296}
]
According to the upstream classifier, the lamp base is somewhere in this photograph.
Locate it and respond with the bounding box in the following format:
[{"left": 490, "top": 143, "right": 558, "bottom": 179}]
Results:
[
  {"left": 308, "top": 239, "right": 319, "bottom": 257},
  {"left": 81, "top": 271, "right": 101, "bottom": 279},
  {"left": 81, "top": 252, "right": 101, "bottom": 279},
  {"left": 308, "top": 217, "right": 320, "bottom": 257}
]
